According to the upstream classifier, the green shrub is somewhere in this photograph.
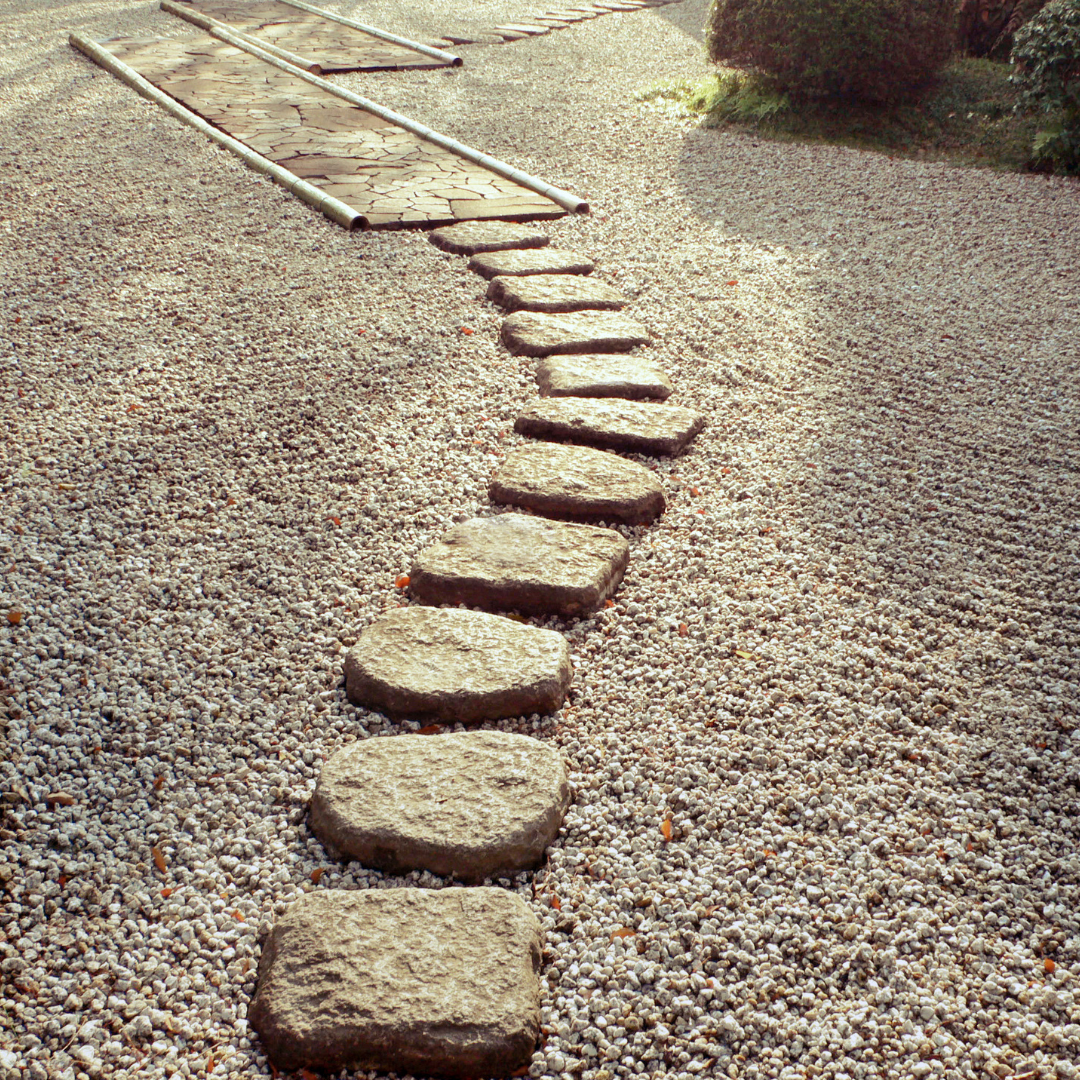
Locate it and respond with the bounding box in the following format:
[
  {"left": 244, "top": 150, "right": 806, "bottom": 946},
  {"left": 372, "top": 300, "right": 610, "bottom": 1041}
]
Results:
[
  {"left": 706, "top": 0, "right": 959, "bottom": 104},
  {"left": 1011, "top": 0, "right": 1080, "bottom": 171}
]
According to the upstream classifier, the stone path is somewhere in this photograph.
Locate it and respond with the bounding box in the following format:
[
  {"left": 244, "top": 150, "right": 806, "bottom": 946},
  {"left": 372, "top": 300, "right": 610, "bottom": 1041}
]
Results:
[{"left": 174, "top": 0, "right": 457, "bottom": 71}]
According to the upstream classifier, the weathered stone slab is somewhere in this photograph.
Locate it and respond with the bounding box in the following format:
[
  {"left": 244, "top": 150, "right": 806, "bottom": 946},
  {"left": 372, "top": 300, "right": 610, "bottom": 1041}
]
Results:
[
  {"left": 515, "top": 397, "right": 704, "bottom": 456},
  {"left": 501, "top": 310, "right": 650, "bottom": 356},
  {"left": 429, "top": 220, "right": 550, "bottom": 255},
  {"left": 311, "top": 730, "right": 570, "bottom": 879},
  {"left": 536, "top": 352, "right": 673, "bottom": 400},
  {"left": 468, "top": 247, "right": 595, "bottom": 279},
  {"left": 250, "top": 889, "right": 541, "bottom": 1077},
  {"left": 490, "top": 443, "right": 665, "bottom": 524},
  {"left": 487, "top": 273, "right": 625, "bottom": 313},
  {"left": 342, "top": 607, "right": 571, "bottom": 722},
  {"left": 410, "top": 513, "right": 628, "bottom": 616}
]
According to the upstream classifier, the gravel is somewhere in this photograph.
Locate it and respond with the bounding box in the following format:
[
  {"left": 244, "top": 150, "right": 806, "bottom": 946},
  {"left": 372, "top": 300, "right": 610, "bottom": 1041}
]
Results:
[{"left": 2, "top": 1, "right": 1080, "bottom": 1079}]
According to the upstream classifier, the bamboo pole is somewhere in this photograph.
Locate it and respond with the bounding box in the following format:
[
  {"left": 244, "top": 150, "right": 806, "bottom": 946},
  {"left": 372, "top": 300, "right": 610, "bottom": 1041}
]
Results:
[
  {"left": 274, "top": 0, "right": 463, "bottom": 67},
  {"left": 68, "top": 32, "right": 366, "bottom": 230},
  {"left": 158, "top": 25, "right": 590, "bottom": 216},
  {"left": 160, "top": 0, "right": 323, "bottom": 73}
]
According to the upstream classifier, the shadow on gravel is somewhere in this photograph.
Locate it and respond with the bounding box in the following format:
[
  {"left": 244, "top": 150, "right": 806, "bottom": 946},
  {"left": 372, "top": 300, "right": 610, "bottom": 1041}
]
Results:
[{"left": 653, "top": 0, "right": 707, "bottom": 44}]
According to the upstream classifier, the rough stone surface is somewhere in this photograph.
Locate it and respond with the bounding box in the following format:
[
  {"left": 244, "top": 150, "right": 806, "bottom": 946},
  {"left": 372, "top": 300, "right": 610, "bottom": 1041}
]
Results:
[
  {"left": 410, "top": 513, "right": 629, "bottom": 615},
  {"left": 468, "top": 247, "right": 595, "bottom": 278},
  {"left": 487, "top": 273, "right": 625, "bottom": 313},
  {"left": 429, "top": 220, "right": 551, "bottom": 254},
  {"left": 536, "top": 351, "right": 673, "bottom": 400},
  {"left": 249, "top": 889, "right": 542, "bottom": 1077},
  {"left": 342, "top": 606, "right": 571, "bottom": 721},
  {"left": 490, "top": 443, "right": 665, "bottom": 524},
  {"left": 501, "top": 309, "right": 650, "bottom": 356},
  {"left": 515, "top": 397, "right": 705, "bottom": 456},
  {"left": 310, "top": 729, "right": 571, "bottom": 879}
]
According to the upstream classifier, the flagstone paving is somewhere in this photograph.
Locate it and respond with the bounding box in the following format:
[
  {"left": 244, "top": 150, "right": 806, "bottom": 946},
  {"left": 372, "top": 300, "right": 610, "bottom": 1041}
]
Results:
[
  {"left": 100, "top": 34, "right": 568, "bottom": 227},
  {"left": 409, "top": 513, "right": 630, "bottom": 616},
  {"left": 487, "top": 272, "right": 626, "bottom": 312},
  {"left": 490, "top": 442, "right": 666, "bottom": 523},
  {"left": 535, "top": 351, "right": 674, "bottom": 399},
  {"left": 342, "top": 606, "right": 572, "bottom": 721},
  {"left": 249, "top": 889, "right": 542, "bottom": 1077},
  {"left": 516, "top": 395, "right": 705, "bottom": 455},
  {"left": 468, "top": 246, "right": 595, "bottom": 277},
  {"left": 175, "top": 0, "right": 456, "bottom": 70},
  {"left": 310, "top": 730, "right": 571, "bottom": 879}
]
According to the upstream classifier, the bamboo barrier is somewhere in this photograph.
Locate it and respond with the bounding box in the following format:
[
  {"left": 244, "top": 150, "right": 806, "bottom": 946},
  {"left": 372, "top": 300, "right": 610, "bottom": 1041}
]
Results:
[
  {"left": 160, "top": 1, "right": 323, "bottom": 73},
  {"left": 275, "top": 0, "right": 463, "bottom": 67},
  {"left": 68, "top": 32, "right": 366, "bottom": 230}
]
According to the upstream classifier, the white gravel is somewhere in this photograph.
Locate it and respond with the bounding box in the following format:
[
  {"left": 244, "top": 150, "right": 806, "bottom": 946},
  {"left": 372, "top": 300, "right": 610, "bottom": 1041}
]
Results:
[{"left": 2, "top": 2, "right": 1080, "bottom": 1080}]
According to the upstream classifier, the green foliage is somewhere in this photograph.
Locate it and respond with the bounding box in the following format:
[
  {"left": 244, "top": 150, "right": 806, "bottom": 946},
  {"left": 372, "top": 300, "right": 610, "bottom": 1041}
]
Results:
[
  {"left": 636, "top": 72, "right": 789, "bottom": 123},
  {"left": 1011, "top": 0, "right": 1080, "bottom": 170},
  {"left": 706, "top": 0, "right": 958, "bottom": 104}
]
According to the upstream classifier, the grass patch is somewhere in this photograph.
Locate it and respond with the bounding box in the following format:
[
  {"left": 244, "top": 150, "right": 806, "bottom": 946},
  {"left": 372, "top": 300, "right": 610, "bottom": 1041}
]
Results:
[{"left": 636, "top": 58, "right": 1048, "bottom": 171}]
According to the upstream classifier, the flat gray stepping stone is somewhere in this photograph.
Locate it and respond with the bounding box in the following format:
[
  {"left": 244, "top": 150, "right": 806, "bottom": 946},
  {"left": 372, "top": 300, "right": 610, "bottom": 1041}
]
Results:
[
  {"left": 429, "top": 220, "right": 550, "bottom": 255},
  {"left": 410, "top": 513, "right": 628, "bottom": 616},
  {"left": 487, "top": 273, "right": 625, "bottom": 313},
  {"left": 490, "top": 443, "right": 665, "bottom": 524},
  {"left": 249, "top": 888, "right": 541, "bottom": 1078},
  {"left": 310, "top": 730, "right": 570, "bottom": 879},
  {"left": 516, "top": 397, "right": 704, "bottom": 456},
  {"left": 494, "top": 23, "right": 552, "bottom": 33},
  {"left": 342, "top": 606, "right": 571, "bottom": 722},
  {"left": 537, "top": 352, "right": 673, "bottom": 400},
  {"left": 501, "top": 310, "right": 650, "bottom": 356},
  {"left": 468, "top": 247, "right": 594, "bottom": 279}
]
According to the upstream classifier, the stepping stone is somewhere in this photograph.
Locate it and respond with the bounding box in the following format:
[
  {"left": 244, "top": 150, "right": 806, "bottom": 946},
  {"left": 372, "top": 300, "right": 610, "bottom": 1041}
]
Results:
[
  {"left": 515, "top": 397, "right": 705, "bottom": 456},
  {"left": 490, "top": 442, "right": 665, "bottom": 524},
  {"left": 494, "top": 23, "right": 552, "bottom": 34},
  {"left": 537, "top": 352, "right": 673, "bottom": 400},
  {"left": 342, "top": 606, "right": 571, "bottom": 722},
  {"left": 501, "top": 310, "right": 650, "bottom": 356},
  {"left": 468, "top": 247, "right": 594, "bottom": 279},
  {"left": 249, "top": 888, "right": 541, "bottom": 1077},
  {"left": 410, "top": 513, "right": 629, "bottom": 616},
  {"left": 487, "top": 273, "right": 625, "bottom": 313},
  {"left": 311, "top": 730, "right": 570, "bottom": 879},
  {"left": 429, "top": 220, "right": 550, "bottom": 255}
]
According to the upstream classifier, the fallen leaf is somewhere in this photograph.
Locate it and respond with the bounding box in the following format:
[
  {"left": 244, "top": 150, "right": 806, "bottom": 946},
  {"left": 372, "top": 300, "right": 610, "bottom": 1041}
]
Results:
[
  {"left": 330, "top": 516, "right": 341, "bottom": 527},
  {"left": 226, "top": 497, "right": 236, "bottom": 506},
  {"left": 299, "top": 1069, "right": 320, "bottom": 1080},
  {"left": 6, "top": 610, "right": 22, "bottom": 626},
  {"left": 416, "top": 723, "right": 443, "bottom": 735},
  {"left": 610, "top": 927, "right": 637, "bottom": 942},
  {"left": 154, "top": 775, "right": 165, "bottom": 791},
  {"left": 46, "top": 791, "right": 74, "bottom": 807},
  {"left": 734, "top": 649, "right": 757, "bottom": 660},
  {"left": 161, "top": 888, "right": 173, "bottom": 898},
  {"left": 1045, "top": 958, "right": 1056, "bottom": 974},
  {"left": 311, "top": 867, "right": 324, "bottom": 884},
  {"left": 678, "top": 623, "right": 689, "bottom": 637},
  {"left": 725, "top": 279, "right": 738, "bottom": 286},
  {"left": 126, "top": 403, "right": 143, "bottom": 412},
  {"left": 58, "top": 875, "right": 68, "bottom": 889},
  {"left": 762, "top": 849, "right": 776, "bottom": 858},
  {"left": 151, "top": 845, "right": 167, "bottom": 874},
  {"left": 206, "top": 1055, "right": 215, "bottom": 1073},
  {"left": 604, "top": 599, "right": 616, "bottom": 609},
  {"left": 551, "top": 894, "right": 562, "bottom": 911},
  {"left": 690, "top": 486, "right": 700, "bottom": 496},
  {"left": 395, "top": 574, "right": 410, "bottom": 589},
  {"left": 460, "top": 326, "right": 475, "bottom": 335},
  {"left": 661, "top": 817, "right": 673, "bottom": 842},
  {"left": 232, "top": 911, "right": 245, "bottom": 921}
]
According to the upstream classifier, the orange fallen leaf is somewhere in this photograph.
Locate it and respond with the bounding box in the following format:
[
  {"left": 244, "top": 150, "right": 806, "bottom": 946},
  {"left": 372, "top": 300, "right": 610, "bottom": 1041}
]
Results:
[
  {"left": 460, "top": 326, "right": 475, "bottom": 335},
  {"left": 661, "top": 817, "right": 673, "bottom": 842},
  {"left": 207, "top": 1054, "right": 215, "bottom": 1073},
  {"left": 311, "top": 867, "right": 324, "bottom": 884},
  {"left": 154, "top": 775, "right": 165, "bottom": 791},
  {"left": 721, "top": 466, "right": 731, "bottom": 475},
  {"left": 725, "top": 279, "right": 738, "bottom": 286},
  {"left": 762, "top": 849, "right": 776, "bottom": 858},
  {"left": 1045, "top": 958, "right": 1056, "bottom": 974},
  {"left": 395, "top": 574, "right": 410, "bottom": 589},
  {"left": 604, "top": 599, "right": 615, "bottom": 609},
  {"left": 610, "top": 927, "right": 637, "bottom": 942},
  {"left": 690, "top": 486, "right": 700, "bottom": 496},
  {"left": 151, "top": 846, "right": 167, "bottom": 874},
  {"left": 126, "top": 403, "right": 143, "bottom": 412},
  {"left": 6, "top": 611, "right": 22, "bottom": 626},
  {"left": 161, "top": 888, "right": 173, "bottom": 898},
  {"left": 329, "top": 516, "right": 341, "bottom": 527},
  {"left": 226, "top": 496, "right": 236, "bottom": 506},
  {"left": 416, "top": 723, "right": 443, "bottom": 735},
  {"left": 678, "top": 623, "right": 689, "bottom": 637},
  {"left": 551, "top": 894, "right": 562, "bottom": 911},
  {"left": 232, "top": 911, "right": 245, "bottom": 922},
  {"left": 58, "top": 875, "right": 68, "bottom": 889}
]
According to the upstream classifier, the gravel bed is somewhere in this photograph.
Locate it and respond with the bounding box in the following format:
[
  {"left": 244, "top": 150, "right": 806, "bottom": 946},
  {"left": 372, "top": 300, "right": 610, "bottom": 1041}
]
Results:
[{"left": 2, "top": 2, "right": 1080, "bottom": 1080}]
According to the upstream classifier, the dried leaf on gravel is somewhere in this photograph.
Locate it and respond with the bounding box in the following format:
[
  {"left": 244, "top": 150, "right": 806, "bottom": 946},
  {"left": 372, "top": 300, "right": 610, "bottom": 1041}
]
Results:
[
  {"left": 610, "top": 927, "right": 636, "bottom": 941},
  {"left": 661, "top": 817, "right": 673, "bottom": 842},
  {"left": 310, "top": 867, "right": 324, "bottom": 884},
  {"left": 395, "top": 574, "right": 410, "bottom": 588},
  {"left": 151, "top": 846, "right": 167, "bottom": 874}
]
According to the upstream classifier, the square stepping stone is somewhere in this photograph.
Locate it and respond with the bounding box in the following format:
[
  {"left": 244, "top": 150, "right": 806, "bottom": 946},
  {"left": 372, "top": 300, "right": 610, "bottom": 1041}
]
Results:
[
  {"left": 342, "top": 606, "right": 571, "bottom": 722},
  {"left": 490, "top": 442, "right": 665, "bottom": 524},
  {"left": 311, "top": 730, "right": 570, "bottom": 879},
  {"left": 515, "top": 397, "right": 704, "bottom": 456},
  {"left": 250, "top": 888, "right": 542, "bottom": 1077},
  {"left": 410, "top": 513, "right": 629, "bottom": 616},
  {"left": 501, "top": 310, "right": 650, "bottom": 356},
  {"left": 429, "top": 220, "right": 551, "bottom": 254},
  {"left": 536, "top": 352, "right": 673, "bottom": 400},
  {"left": 487, "top": 273, "right": 625, "bottom": 313},
  {"left": 468, "top": 247, "right": 595, "bottom": 278}
]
